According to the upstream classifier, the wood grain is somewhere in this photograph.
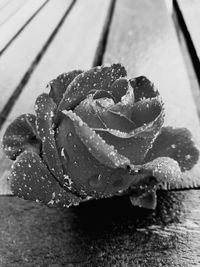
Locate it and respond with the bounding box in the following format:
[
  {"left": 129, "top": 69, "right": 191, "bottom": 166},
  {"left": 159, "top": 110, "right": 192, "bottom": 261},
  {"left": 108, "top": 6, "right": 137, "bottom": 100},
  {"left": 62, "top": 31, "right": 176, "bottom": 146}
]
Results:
[
  {"left": 0, "top": 0, "right": 47, "bottom": 54},
  {"left": 0, "top": 0, "right": 73, "bottom": 114},
  {"left": 103, "top": 0, "right": 200, "bottom": 265},
  {"left": 0, "top": 0, "right": 26, "bottom": 26},
  {"left": 0, "top": 0, "right": 113, "bottom": 194},
  {"left": 176, "top": 0, "right": 200, "bottom": 62}
]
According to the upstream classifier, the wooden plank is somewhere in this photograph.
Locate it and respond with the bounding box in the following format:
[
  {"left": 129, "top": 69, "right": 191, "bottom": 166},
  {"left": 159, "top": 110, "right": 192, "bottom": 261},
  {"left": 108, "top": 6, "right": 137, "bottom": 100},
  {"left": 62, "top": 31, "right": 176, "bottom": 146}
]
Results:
[
  {"left": 0, "top": 0, "right": 26, "bottom": 26},
  {"left": 0, "top": 0, "right": 73, "bottom": 114},
  {"left": 0, "top": 0, "right": 113, "bottom": 191},
  {"left": 0, "top": 0, "right": 13, "bottom": 11},
  {"left": 0, "top": 0, "right": 48, "bottom": 54},
  {"left": 176, "top": 0, "right": 200, "bottom": 61},
  {"left": 102, "top": 0, "right": 200, "bottom": 265}
]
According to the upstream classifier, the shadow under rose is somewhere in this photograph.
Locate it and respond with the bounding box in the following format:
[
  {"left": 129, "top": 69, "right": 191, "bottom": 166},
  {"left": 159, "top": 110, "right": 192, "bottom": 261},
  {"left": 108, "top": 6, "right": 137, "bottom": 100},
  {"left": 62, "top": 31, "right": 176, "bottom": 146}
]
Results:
[{"left": 0, "top": 190, "right": 190, "bottom": 267}]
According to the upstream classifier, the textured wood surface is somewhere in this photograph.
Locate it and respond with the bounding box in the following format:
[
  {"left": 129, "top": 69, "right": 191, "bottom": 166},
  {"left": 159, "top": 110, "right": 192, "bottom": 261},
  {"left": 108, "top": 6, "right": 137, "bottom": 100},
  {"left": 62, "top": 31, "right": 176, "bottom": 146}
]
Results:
[
  {"left": 0, "top": 0, "right": 113, "bottom": 195},
  {"left": 0, "top": 0, "right": 47, "bottom": 53},
  {"left": 0, "top": 0, "right": 200, "bottom": 266},
  {"left": 176, "top": 0, "right": 200, "bottom": 61},
  {"left": 0, "top": 0, "right": 73, "bottom": 114}
]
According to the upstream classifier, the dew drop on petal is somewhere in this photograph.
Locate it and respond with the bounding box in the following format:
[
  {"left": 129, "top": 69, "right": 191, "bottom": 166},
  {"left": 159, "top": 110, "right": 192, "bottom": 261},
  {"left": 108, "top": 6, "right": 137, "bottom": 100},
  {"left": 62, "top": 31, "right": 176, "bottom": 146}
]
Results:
[
  {"left": 74, "top": 160, "right": 79, "bottom": 167},
  {"left": 67, "top": 132, "right": 74, "bottom": 139}
]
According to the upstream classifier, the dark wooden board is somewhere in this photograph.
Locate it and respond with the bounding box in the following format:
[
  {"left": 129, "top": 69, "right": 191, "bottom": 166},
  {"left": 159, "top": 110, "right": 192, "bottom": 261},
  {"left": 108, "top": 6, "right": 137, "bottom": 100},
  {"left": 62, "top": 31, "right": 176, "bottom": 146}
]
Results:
[
  {"left": 0, "top": 0, "right": 200, "bottom": 266},
  {"left": 176, "top": 0, "right": 200, "bottom": 63}
]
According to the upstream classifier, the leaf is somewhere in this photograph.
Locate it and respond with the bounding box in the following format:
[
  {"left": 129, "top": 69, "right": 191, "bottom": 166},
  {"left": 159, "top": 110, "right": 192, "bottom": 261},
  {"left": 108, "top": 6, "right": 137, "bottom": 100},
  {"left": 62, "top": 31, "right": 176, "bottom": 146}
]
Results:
[
  {"left": 48, "top": 70, "right": 83, "bottom": 105},
  {"left": 129, "top": 76, "right": 159, "bottom": 102},
  {"left": 3, "top": 114, "right": 41, "bottom": 160},
  {"left": 58, "top": 63, "right": 127, "bottom": 111},
  {"left": 9, "top": 151, "right": 81, "bottom": 207},
  {"left": 35, "top": 93, "right": 65, "bottom": 184}
]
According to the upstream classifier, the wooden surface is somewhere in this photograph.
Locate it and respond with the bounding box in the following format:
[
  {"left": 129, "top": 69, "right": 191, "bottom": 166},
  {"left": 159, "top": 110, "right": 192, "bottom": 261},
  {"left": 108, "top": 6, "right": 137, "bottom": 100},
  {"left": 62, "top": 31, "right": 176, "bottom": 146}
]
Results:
[
  {"left": 176, "top": 0, "right": 200, "bottom": 62},
  {"left": 0, "top": 0, "right": 200, "bottom": 266}
]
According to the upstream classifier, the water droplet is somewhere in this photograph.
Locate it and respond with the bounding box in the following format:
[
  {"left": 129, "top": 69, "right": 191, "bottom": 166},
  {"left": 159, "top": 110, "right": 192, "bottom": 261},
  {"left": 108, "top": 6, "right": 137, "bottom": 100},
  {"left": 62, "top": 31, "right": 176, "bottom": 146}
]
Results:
[
  {"left": 73, "top": 144, "right": 78, "bottom": 151},
  {"left": 74, "top": 160, "right": 79, "bottom": 167},
  {"left": 67, "top": 132, "right": 74, "bottom": 139},
  {"left": 89, "top": 174, "right": 102, "bottom": 188}
]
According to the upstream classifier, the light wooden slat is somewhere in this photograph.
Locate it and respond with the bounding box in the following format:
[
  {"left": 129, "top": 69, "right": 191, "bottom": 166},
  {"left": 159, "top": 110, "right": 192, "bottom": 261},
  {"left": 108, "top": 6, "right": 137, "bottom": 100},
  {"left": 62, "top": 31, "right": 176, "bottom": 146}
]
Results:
[
  {"left": 0, "top": 0, "right": 73, "bottom": 114},
  {"left": 176, "top": 0, "right": 200, "bottom": 61},
  {"left": 0, "top": 0, "right": 13, "bottom": 10},
  {"left": 104, "top": 0, "right": 200, "bottom": 137},
  {"left": 0, "top": 0, "right": 113, "bottom": 193},
  {"left": 103, "top": 0, "right": 200, "bottom": 265},
  {"left": 0, "top": 0, "right": 47, "bottom": 53},
  {"left": 0, "top": 0, "right": 26, "bottom": 26}
]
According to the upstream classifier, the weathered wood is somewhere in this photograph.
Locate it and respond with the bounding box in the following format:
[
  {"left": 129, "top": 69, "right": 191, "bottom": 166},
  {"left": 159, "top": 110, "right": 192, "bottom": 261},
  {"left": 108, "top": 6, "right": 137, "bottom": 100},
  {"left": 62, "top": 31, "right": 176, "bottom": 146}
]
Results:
[
  {"left": 0, "top": 0, "right": 47, "bottom": 53},
  {"left": 176, "top": 0, "right": 200, "bottom": 62},
  {"left": 0, "top": 0, "right": 200, "bottom": 266},
  {"left": 0, "top": 0, "right": 113, "bottom": 194},
  {"left": 0, "top": 0, "right": 73, "bottom": 114},
  {"left": 102, "top": 0, "right": 200, "bottom": 265},
  {"left": 0, "top": 0, "right": 26, "bottom": 26}
]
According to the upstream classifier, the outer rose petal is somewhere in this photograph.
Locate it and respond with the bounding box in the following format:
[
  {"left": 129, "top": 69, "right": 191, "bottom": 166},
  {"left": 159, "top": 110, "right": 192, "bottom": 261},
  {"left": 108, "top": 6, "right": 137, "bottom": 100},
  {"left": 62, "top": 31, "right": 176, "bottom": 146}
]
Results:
[
  {"left": 145, "top": 126, "right": 199, "bottom": 171},
  {"left": 9, "top": 151, "right": 81, "bottom": 207},
  {"left": 58, "top": 63, "right": 127, "bottom": 111},
  {"left": 48, "top": 70, "right": 83, "bottom": 105},
  {"left": 130, "top": 76, "right": 159, "bottom": 102},
  {"left": 3, "top": 114, "right": 41, "bottom": 160},
  {"left": 55, "top": 112, "right": 133, "bottom": 197},
  {"left": 35, "top": 93, "right": 65, "bottom": 184}
]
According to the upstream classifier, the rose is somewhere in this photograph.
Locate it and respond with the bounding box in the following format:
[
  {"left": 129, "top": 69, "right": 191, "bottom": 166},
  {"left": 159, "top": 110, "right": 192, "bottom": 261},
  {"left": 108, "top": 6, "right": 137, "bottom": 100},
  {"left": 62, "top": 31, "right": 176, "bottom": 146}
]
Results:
[{"left": 3, "top": 64, "right": 200, "bottom": 209}]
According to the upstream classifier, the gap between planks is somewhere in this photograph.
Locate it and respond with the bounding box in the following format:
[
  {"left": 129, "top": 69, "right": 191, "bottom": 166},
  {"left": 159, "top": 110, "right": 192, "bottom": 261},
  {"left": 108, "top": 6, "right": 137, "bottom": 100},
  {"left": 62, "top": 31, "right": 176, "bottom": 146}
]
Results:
[{"left": 0, "top": 0, "right": 114, "bottom": 194}]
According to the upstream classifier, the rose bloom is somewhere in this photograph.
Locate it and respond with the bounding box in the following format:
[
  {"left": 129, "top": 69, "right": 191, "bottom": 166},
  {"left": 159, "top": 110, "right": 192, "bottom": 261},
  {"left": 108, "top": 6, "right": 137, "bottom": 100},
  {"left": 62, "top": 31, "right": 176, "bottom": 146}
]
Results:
[{"left": 3, "top": 64, "right": 199, "bottom": 209}]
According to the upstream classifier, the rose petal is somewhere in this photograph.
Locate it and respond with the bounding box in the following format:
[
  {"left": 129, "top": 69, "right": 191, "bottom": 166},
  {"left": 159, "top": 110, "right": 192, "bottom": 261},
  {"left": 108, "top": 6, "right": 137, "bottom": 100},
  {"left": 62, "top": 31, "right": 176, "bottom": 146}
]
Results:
[
  {"left": 56, "top": 112, "right": 132, "bottom": 197},
  {"left": 3, "top": 114, "right": 41, "bottom": 160},
  {"left": 58, "top": 63, "right": 127, "bottom": 111},
  {"left": 129, "top": 190, "right": 157, "bottom": 210},
  {"left": 129, "top": 76, "right": 159, "bottom": 102},
  {"left": 35, "top": 93, "right": 65, "bottom": 184},
  {"left": 64, "top": 110, "right": 131, "bottom": 169},
  {"left": 109, "top": 78, "right": 130, "bottom": 103},
  {"left": 131, "top": 97, "right": 164, "bottom": 127},
  {"left": 95, "top": 98, "right": 164, "bottom": 164},
  {"left": 109, "top": 79, "right": 135, "bottom": 118},
  {"left": 145, "top": 126, "right": 199, "bottom": 171},
  {"left": 9, "top": 151, "right": 81, "bottom": 207},
  {"left": 48, "top": 70, "right": 83, "bottom": 105},
  {"left": 75, "top": 94, "right": 136, "bottom": 132},
  {"left": 74, "top": 95, "right": 107, "bottom": 129}
]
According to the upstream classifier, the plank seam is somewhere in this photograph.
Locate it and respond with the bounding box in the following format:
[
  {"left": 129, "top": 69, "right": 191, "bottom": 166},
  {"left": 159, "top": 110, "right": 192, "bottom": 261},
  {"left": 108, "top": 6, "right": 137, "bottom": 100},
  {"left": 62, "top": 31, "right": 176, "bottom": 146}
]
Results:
[
  {"left": 92, "top": 0, "right": 116, "bottom": 67},
  {"left": 173, "top": 0, "right": 200, "bottom": 87},
  {"left": 0, "top": 0, "right": 76, "bottom": 130},
  {"left": 0, "top": 0, "right": 50, "bottom": 56}
]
